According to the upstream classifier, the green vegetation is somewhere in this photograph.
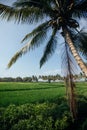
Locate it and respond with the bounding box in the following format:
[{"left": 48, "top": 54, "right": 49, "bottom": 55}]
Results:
[
  {"left": 0, "top": 82, "right": 65, "bottom": 107},
  {"left": 0, "top": 0, "right": 87, "bottom": 119},
  {"left": 0, "top": 82, "right": 87, "bottom": 107},
  {"left": 0, "top": 103, "right": 71, "bottom": 130},
  {"left": 0, "top": 82, "right": 87, "bottom": 130}
]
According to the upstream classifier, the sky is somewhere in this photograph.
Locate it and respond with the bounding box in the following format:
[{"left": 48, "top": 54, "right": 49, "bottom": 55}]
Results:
[{"left": 0, "top": 1, "right": 86, "bottom": 78}]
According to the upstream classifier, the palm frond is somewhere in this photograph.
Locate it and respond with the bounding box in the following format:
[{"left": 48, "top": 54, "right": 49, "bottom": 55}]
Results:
[
  {"left": 13, "top": 0, "right": 42, "bottom": 8},
  {"left": 73, "top": 0, "right": 87, "bottom": 18},
  {"left": 21, "top": 21, "right": 50, "bottom": 43},
  {"left": 61, "top": 42, "right": 77, "bottom": 119},
  {"left": 69, "top": 28, "right": 87, "bottom": 60},
  {"left": 61, "top": 42, "right": 78, "bottom": 76},
  {"left": 8, "top": 51, "right": 23, "bottom": 68},
  {"left": 0, "top": 3, "right": 46, "bottom": 23},
  {"left": 40, "top": 28, "right": 57, "bottom": 68},
  {"left": 76, "top": 30, "right": 87, "bottom": 59},
  {"left": 55, "top": 0, "right": 73, "bottom": 9},
  {"left": 8, "top": 27, "right": 49, "bottom": 68},
  {"left": 13, "top": 0, "right": 54, "bottom": 18}
]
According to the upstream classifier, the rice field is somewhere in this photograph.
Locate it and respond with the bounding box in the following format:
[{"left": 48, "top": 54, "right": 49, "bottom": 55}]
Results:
[{"left": 0, "top": 82, "right": 87, "bottom": 107}]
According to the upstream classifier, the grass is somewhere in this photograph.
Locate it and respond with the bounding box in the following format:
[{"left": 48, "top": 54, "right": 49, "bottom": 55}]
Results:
[{"left": 0, "top": 82, "right": 87, "bottom": 107}]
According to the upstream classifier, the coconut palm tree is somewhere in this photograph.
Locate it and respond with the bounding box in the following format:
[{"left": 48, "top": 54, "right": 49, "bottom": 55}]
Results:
[{"left": 0, "top": 0, "right": 87, "bottom": 119}]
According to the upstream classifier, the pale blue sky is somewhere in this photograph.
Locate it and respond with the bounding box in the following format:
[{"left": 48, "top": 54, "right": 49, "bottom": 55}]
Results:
[{"left": 0, "top": 1, "right": 86, "bottom": 77}]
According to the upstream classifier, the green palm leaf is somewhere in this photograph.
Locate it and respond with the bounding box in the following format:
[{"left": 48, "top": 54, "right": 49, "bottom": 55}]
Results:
[
  {"left": 21, "top": 21, "right": 50, "bottom": 43},
  {"left": 13, "top": 0, "right": 50, "bottom": 9},
  {"left": 13, "top": 0, "right": 54, "bottom": 18},
  {"left": 8, "top": 26, "right": 49, "bottom": 68},
  {"left": 73, "top": 0, "right": 87, "bottom": 18},
  {"left": 13, "top": 0, "right": 42, "bottom": 8},
  {"left": 40, "top": 28, "right": 57, "bottom": 68},
  {"left": 0, "top": 3, "right": 46, "bottom": 23},
  {"left": 69, "top": 28, "right": 87, "bottom": 59},
  {"left": 75, "top": 31, "right": 87, "bottom": 59}
]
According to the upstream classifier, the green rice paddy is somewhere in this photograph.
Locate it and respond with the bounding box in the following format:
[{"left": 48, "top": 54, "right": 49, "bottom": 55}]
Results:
[{"left": 0, "top": 82, "right": 87, "bottom": 107}]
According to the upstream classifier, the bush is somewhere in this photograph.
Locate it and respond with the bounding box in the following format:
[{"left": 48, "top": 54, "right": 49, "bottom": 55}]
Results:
[
  {"left": 0, "top": 103, "right": 72, "bottom": 130},
  {"left": 82, "top": 119, "right": 87, "bottom": 130},
  {"left": 11, "top": 117, "right": 53, "bottom": 130},
  {"left": 55, "top": 112, "right": 71, "bottom": 130}
]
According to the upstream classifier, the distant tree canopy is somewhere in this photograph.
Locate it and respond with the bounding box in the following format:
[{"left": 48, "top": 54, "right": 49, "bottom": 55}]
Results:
[
  {"left": 0, "top": 74, "right": 63, "bottom": 82},
  {"left": 0, "top": 74, "right": 85, "bottom": 82}
]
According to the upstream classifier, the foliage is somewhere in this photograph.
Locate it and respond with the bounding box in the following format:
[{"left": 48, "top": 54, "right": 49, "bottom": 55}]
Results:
[
  {"left": 0, "top": 82, "right": 87, "bottom": 129},
  {"left": 0, "top": 103, "right": 71, "bottom": 130},
  {"left": 82, "top": 119, "right": 87, "bottom": 130},
  {"left": 0, "top": 0, "right": 86, "bottom": 68},
  {"left": 55, "top": 112, "right": 70, "bottom": 130},
  {"left": 0, "top": 96, "right": 87, "bottom": 130},
  {"left": 0, "top": 74, "right": 64, "bottom": 82}
]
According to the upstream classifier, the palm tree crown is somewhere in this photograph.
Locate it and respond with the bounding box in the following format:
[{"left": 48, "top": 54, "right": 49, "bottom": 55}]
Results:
[{"left": 0, "top": 0, "right": 86, "bottom": 69}]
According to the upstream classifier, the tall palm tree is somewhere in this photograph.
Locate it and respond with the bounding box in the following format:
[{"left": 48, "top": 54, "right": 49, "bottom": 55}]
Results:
[{"left": 0, "top": 0, "right": 87, "bottom": 119}]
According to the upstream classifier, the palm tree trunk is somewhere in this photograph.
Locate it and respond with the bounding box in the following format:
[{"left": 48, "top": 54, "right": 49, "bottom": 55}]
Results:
[
  {"left": 62, "top": 27, "right": 87, "bottom": 120},
  {"left": 66, "top": 75, "right": 77, "bottom": 119},
  {"left": 63, "top": 27, "right": 87, "bottom": 77}
]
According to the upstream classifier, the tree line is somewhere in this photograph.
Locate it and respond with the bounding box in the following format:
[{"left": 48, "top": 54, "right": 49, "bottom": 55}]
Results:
[
  {"left": 0, "top": 73, "right": 86, "bottom": 82},
  {"left": 0, "top": 74, "right": 62, "bottom": 82}
]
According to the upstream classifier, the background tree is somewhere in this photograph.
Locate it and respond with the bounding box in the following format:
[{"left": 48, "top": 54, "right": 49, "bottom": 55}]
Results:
[
  {"left": 32, "top": 75, "right": 38, "bottom": 82},
  {"left": 23, "top": 77, "right": 32, "bottom": 82},
  {"left": 0, "top": 0, "right": 87, "bottom": 119},
  {"left": 15, "top": 77, "right": 23, "bottom": 82}
]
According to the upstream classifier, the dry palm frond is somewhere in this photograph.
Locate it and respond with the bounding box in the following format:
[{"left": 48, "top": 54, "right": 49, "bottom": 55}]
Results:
[{"left": 61, "top": 42, "right": 78, "bottom": 119}]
